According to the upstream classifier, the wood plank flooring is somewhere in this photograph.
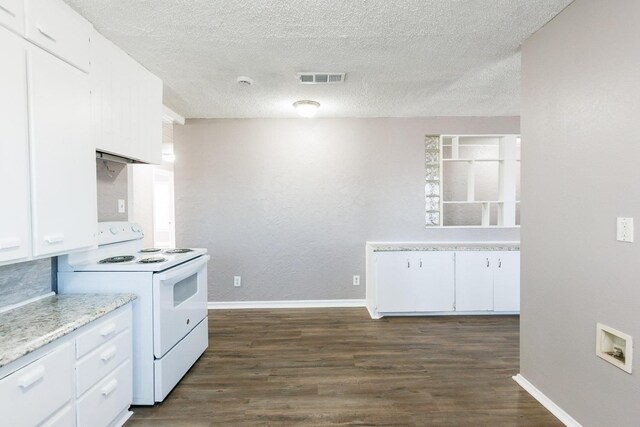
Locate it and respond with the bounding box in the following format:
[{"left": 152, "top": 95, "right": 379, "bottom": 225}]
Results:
[{"left": 127, "top": 309, "right": 560, "bottom": 426}]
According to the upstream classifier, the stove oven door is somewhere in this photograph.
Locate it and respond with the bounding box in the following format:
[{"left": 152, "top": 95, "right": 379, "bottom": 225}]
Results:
[{"left": 152, "top": 254, "right": 210, "bottom": 358}]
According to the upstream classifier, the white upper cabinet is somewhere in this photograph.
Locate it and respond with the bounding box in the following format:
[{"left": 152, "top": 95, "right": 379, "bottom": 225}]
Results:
[
  {"left": 0, "top": 26, "right": 30, "bottom": 263},
  {"left": 28, "top": 45, "right": 96, "bottom": 257},
  {"left": 0, "top": 0, "right": 24, "bottom": 35},
  {"left": 91, "top": 29, "right": 163, "bottom": 164},
  {"left": 24, "top": 0, "right": 91, "bottom": 72}
]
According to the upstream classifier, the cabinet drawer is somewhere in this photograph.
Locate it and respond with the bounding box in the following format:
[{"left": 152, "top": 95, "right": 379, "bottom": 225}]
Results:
[
  {"left": 41, "top": 404, "right": 75, "bottom": 427},
  {"left": 25, "top": 0, "right": 91, "bottom": 71},
  {"left": 76, "top": 361, "right": 132, "bottom": 427},
  {"left": 76, "top": 329, "right": 131, "bottom": 397},
  {"left": 0, "top": 343, "right": 73, "bottom": 427},
  {"left": 0, "top": 0, "right": 24, "bottom": 35},
  {"left": 76, "top": 308, "right": 131, "bottom": 359}
]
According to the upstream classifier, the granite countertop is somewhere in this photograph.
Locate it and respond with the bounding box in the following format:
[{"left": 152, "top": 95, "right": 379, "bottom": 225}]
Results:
[
  {"left": 0, "top": 293, "right": 136, "bottom": 369},
  {"left": 367, "top": 241, "right": 520, "bottom": 252}
]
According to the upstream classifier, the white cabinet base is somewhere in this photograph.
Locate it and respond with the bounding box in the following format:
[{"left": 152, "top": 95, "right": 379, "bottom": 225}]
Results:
[{"left": 366, "top": 242, "right": 520, "bottom": 319}]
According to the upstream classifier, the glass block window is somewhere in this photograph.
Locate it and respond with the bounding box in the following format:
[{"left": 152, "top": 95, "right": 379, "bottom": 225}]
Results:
[{"left": 424, "top": 135, "right": 441, "bottom": 226}]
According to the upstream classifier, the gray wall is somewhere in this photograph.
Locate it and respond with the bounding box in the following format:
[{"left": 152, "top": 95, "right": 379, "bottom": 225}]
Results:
[
  {"left": 174, "top": 117, "right": 520, "bottom": 302},
  {"left": 0, "top": 259, "right": 52, "bottom": 308},
  {"left": 521, "top": 0, "right": 640, "bottom": 425},
  {"left": 97, "top": 159, "right": 128, "bottom": 222}
]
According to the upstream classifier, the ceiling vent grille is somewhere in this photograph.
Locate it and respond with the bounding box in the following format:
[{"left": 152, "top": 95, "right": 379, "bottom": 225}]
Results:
[{"left": 297, "top": 72, "right": 345, "bottom": 85}]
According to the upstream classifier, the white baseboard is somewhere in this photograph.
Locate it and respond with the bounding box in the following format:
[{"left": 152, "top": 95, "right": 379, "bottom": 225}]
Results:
[
  {"left": 208, "top": 299, "right": 366, "bottom": 309},
  {"left": 513, "top": 374, "right": 582, "bottom": 427}
]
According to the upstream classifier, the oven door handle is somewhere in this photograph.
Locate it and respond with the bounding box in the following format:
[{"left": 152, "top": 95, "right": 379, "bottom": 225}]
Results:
[{"left": 155, "top": 255, "right": 210, "bottom": 283}]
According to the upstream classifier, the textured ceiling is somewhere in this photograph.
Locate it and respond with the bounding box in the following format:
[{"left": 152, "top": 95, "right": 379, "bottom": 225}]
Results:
[{"left": 64, "top": 0, "right": 572, "bottom": 118}]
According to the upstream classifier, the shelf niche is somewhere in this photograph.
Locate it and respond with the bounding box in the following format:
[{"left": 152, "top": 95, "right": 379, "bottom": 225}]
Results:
[{"left": 430, "top": 135, "right": 520, "bottom": 228}]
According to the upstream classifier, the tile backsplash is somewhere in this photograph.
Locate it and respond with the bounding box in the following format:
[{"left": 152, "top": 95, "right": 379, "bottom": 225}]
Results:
[{"left": 0, "top": 259, "right": 52, "bottom": 308}]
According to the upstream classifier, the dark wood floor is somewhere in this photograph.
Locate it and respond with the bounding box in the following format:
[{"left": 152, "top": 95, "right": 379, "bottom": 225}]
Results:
[{"left": 127, "top": 309, "right": 560, "bottom": 426}]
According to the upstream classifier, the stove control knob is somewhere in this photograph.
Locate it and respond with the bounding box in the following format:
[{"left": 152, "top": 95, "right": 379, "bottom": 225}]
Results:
[
  {"left": 110, "top": 226, "right": 119, "bottom": 235},
  {"left": 131, "top": 225, "right": 137, "bottom": 233}
]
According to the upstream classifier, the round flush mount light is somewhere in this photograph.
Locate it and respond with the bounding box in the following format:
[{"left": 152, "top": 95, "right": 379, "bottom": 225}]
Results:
[
  {"left": 293, "top": 100, "right": 320, "bottom": 118},
  {"left": 236, "top": 76, "right": 254, "bottom": 86}
]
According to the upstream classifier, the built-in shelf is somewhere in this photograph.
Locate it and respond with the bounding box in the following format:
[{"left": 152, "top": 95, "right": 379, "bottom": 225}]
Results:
[
  {"left": 442, "top": 158, "right": 504, "bottom": 162},
  {"left": 430, "top": 134, "right": 521, "bottom": 227},
  {"left": 443, "top": 200, "right": 504, "bottom": 204}
]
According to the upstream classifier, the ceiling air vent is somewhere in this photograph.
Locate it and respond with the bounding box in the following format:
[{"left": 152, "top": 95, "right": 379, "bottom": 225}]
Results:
[{"left": 297, "top": 72, "right": 345, "bottom": 85}]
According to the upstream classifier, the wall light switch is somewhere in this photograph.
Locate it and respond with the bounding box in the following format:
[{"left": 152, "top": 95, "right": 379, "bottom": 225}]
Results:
[
  {"left": 617, "top": 217, "right": 633, "bottom": 242},
  {"left": 118, "top": 199, "right": 126, "bottom": 213}
]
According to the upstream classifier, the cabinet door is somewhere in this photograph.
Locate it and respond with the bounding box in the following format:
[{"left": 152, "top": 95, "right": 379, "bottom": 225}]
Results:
[
  {"left": 0, "top": 0, "right": 25, "bottom": 35},
  {"left": 493, "top": 251, "right": 520, "bottom": 311},
  {"left": 139, "top": 68, "right": 162, "bottom": 165},
  {"left": 25, "top": 0, "right": 92, "bottom": 71},
  {"left": 455, "top": 251, "right": 494, "bottom": 311},
  {"left": 376, "top": 252, "right": 413, "bottom": 312},
  {"left": 412, "top": 252, "right": 455, "bottom": 312},
  {"left": 0, "top": 27, "right": 30, "bottom": 263},
  {"left": 28, "top": 46, "right": 97, "bottom": 257},
  {"left": 91, "top": 30, "right": 162, "bottom": 164}
]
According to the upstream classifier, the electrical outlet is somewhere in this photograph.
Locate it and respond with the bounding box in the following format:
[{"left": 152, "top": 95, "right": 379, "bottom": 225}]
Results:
[
  {"left": 617, "top": 217, "right": 633, "bottom": 242},
  {"left": 118, "top": 199, "right": 126, "bottom": 213},
  {"left": 353, "top": 275, "right": 360, "bottom": 286},
  {"left": 234, "top": 276, "right": 241, "bottom": 287}
]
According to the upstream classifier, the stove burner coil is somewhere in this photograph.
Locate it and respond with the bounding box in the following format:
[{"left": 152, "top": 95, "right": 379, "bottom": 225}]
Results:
[
  {"left": 163, "top": 249, "right": 194, "bottom": 254},
  {"left": 140, "top": 248, "right": 162, "bottom": 253},
  {"left": 99, "top": 255, "right": 135, "bottom": 264},
  {"left": 138, "top": 256, "right": 167, "bottom": 264}
]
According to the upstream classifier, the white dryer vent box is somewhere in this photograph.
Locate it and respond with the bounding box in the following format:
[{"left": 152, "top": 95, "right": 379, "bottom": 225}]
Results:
[
  {"left": 596, "top": 322, "right": 633, "bottom": 373},
  {"left": 297, "top": 72, "right": 345, "bottom": 84}
]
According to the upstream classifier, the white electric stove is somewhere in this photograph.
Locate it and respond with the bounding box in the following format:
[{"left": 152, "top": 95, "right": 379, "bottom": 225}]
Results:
[{"left": 58, "top": 222, "right": 210, "bottom": 405}]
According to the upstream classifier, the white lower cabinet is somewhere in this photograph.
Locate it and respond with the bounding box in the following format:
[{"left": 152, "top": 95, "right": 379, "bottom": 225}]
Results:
[
  {"left": 455, "top": 252, "right": 496, "bottom": 311},
  {"left": 0, "top": 343, "right": 73, "bottom": 427},
  {"left": 455, "top": 251, "right": 520, "bottom": 312},
  {"left": 0, "top": 305, "right": 133, "bottom": 427},
  {"left": 492, "top": 251, "right": 520, "bottom": 312},
  {"left": 372, "top": 248, "right": 520, "bottom": 317},
  {"left": 376, "top": 251, "right": 455, "bottom": 313},
  {"left": 76, "top": 360, "right": 132, "bottom": 427}
]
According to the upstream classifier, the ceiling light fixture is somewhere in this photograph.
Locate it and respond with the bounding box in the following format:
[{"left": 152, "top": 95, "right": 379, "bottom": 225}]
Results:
[{"left": 293, "top": 100, "right": 320, "bottom": 118}]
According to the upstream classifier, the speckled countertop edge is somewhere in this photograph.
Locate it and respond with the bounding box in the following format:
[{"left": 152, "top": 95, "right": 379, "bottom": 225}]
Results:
[
  {"left": 0, "top": 293, "right": 136, "bottom": 369},
  {"left": 367, "top": 241, "right": 520, "bottom": 251}
]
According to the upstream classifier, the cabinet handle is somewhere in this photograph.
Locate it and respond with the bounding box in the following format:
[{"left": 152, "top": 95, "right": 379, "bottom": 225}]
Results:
[
  {"left": 101, "top": 379, "right": 118, "bottom": 397},
  {"left": 0, "top": 238, "right": 21, "bottom": 250},
  {"left": 498, "top": 259, "right": 502, "bottom": 268},
  {"left": 407, "top": 259, "right": 410, "bottom": 268},
  {"left": 419, "top": 259, "right": 423, "bottom": 268},
  {"left": 36, "top": 26, "right": 57, "bottom": 42},
  {"left": 486, "top": 258, "right": 490, "bottom": 267},
  {"left": 100, "top": 323, "right": 117, "bottom": 338},
  {"left": 100, "top": 346, "right": 117, "bottom": 363},
  {"left": 17, "top": 365, "right": 45, "bottom": 390},
  {"left": 44, "top": 233, "right": 65, "bottom": 244},
  {"left": 0, "top": 5, "right": 16, "bottom": 17}
]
